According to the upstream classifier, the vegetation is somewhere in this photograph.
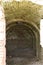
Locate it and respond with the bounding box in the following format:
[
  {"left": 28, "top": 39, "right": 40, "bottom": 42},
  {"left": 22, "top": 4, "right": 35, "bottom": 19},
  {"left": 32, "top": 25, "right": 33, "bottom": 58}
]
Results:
[{"left": 3, "top": 1, "right": 42, "bottom": 27}]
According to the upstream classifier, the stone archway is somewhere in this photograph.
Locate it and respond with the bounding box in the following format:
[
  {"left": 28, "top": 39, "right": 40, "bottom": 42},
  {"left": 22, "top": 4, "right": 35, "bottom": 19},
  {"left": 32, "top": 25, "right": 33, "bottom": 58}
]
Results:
[{"left": 6, "top": 20, "right": 40, "bottom": 59}]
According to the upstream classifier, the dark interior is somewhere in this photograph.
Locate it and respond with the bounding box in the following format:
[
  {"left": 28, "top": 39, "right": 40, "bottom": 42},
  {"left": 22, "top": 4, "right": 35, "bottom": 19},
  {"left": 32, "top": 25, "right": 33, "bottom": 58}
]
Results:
[{"left": 6, "top": 22, "right": 36, "bottom": 58}]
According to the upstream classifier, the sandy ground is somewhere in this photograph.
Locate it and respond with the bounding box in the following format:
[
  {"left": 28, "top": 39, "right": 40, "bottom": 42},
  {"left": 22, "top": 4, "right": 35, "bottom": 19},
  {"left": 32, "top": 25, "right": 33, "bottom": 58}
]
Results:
[{"left": 6, "top": 48, "right": 43, "bottom": 65}]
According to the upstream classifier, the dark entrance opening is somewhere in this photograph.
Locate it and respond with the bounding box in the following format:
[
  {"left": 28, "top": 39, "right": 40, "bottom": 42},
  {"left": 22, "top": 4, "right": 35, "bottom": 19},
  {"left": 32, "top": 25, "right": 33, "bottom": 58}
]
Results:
[{"left": 6, "top": 21, "right": 36, "bottom": 58}]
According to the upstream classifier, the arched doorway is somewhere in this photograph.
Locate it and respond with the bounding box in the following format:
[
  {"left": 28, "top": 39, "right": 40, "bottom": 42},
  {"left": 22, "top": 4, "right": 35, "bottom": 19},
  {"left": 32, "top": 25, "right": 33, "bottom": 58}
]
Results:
[{"left": 6, "top": 21, "right": 40, "bottom": 58}]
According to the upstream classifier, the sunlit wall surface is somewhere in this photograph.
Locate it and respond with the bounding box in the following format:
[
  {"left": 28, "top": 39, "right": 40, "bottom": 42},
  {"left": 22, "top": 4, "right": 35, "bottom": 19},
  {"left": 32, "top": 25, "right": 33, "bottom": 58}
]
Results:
[
  {"left": 28, "top": 0, "right": 43, "bottom": 5},
  {"left": 0, "top": 3, "right": 6, "bottom": 65}
]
